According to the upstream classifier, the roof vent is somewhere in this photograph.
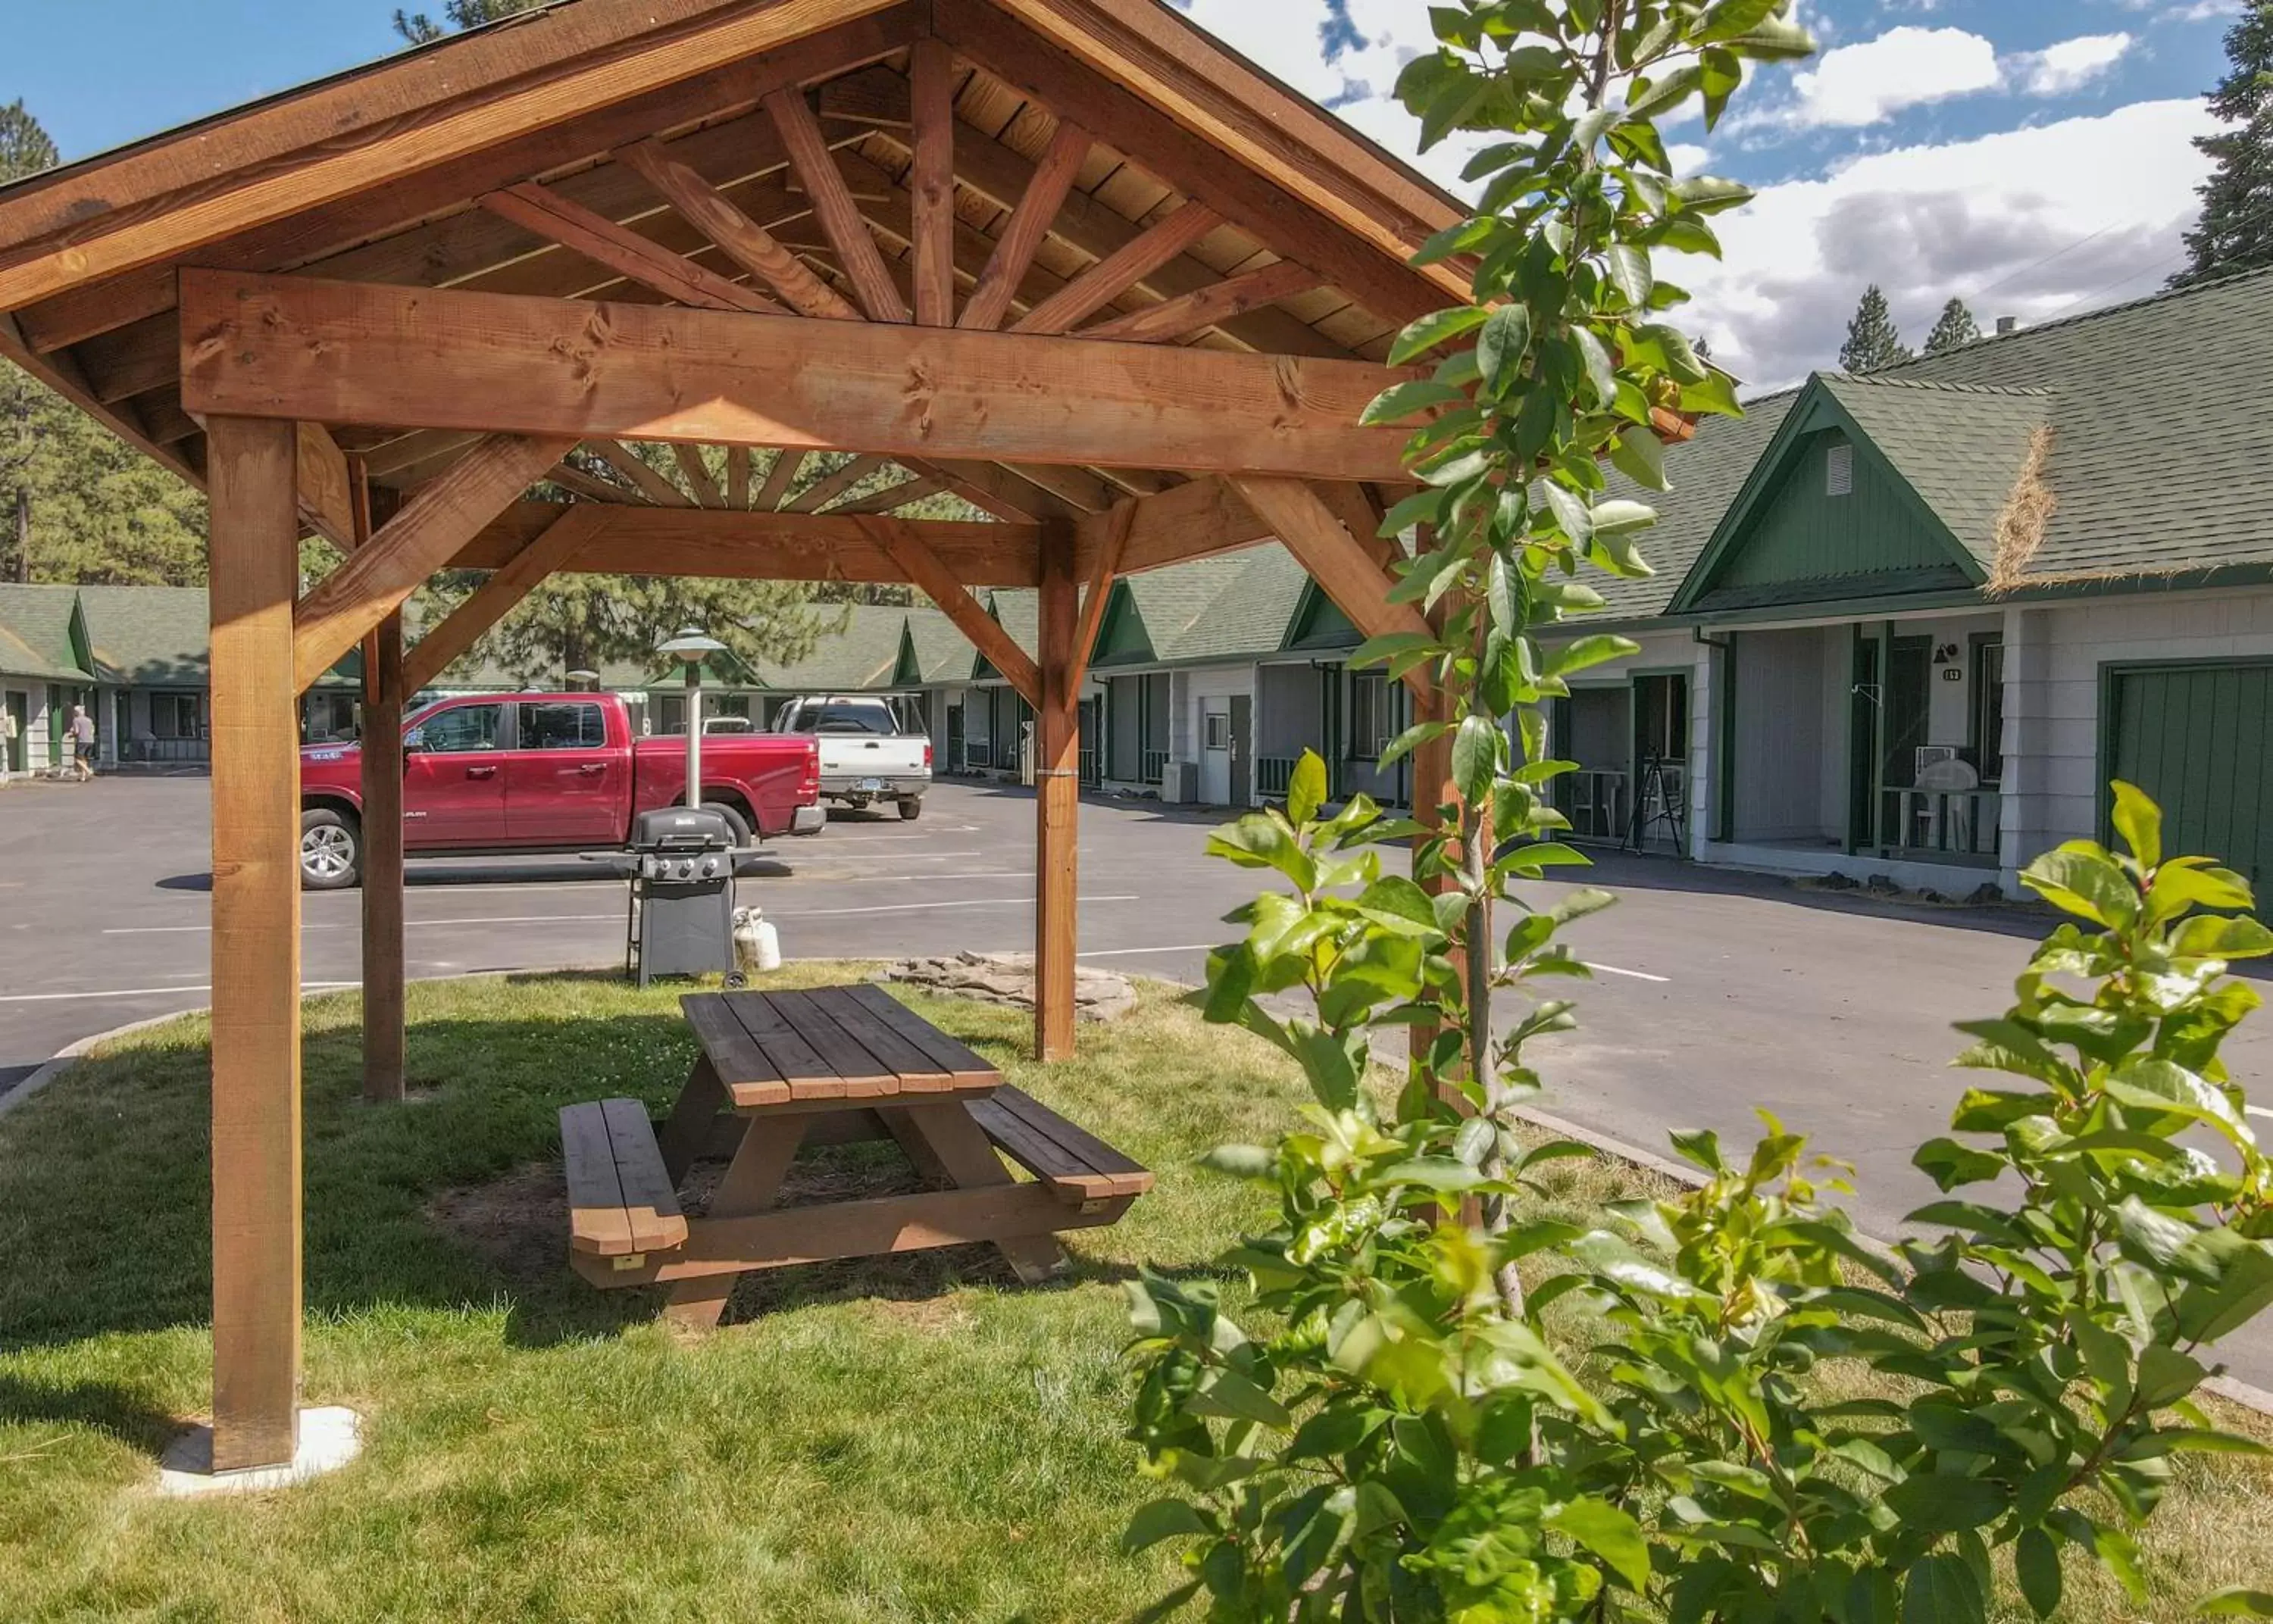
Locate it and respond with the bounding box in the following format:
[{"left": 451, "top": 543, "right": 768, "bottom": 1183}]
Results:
[
  {"left": 1825, "top": 442, "right": 1855, "bottom": 498},
  {"left": 1996, "top": 315, "right": 2018, "bottom": 336}
]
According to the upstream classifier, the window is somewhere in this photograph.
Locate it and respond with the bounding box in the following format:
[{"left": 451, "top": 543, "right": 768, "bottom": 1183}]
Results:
[
  {"left": 798, "top": 701, "right": 896, "bottom": 735},
  {"left": 302, "top": 693, "right": 358, "bottom": 743},
  {"left": 516, "top": 701, "right": 605, "bottom": 750},
  {"left": 1972, "top": 639, "right": 2006, "bottom": 784},
  {"left": 1203, "top": 710, "right": 1231, "bottom": 751},
  {"left": 419, "top": 703, "right": 503, "bottom": 754},
  {"left": 1825, "top": 441, "right": 1854, "bottom": 498},
  {"left": 1348, "top": 670, "right": 1393, "bottom": 759},
  {"left": 152, "top": 692, "right": 202, "bottom": 740}
]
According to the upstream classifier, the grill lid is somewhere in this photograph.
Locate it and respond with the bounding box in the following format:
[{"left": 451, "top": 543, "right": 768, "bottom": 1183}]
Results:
[{"left": 629, "top": 807, "right": 736, "bottom": 851}]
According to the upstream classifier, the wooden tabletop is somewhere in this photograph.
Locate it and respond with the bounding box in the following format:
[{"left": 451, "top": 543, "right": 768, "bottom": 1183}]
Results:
[{"left": 681, "top": 985, "right": 1001, "bottom": 1110}]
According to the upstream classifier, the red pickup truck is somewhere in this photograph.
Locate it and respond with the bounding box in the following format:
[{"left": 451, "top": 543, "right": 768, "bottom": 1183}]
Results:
[{"left": 296, "top": 692, "right": 822, "bottom": 889}]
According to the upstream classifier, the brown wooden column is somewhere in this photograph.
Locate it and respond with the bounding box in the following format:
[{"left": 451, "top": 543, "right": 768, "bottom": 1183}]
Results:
[
  {"left": 357, "top": 470, "right": 406, "bottom": 1105},
  {"left": 1034, "top": 524, "right": 1080, "bottom": 1061},
  {"left": 206, "top": 416, "right": 305, "bottom": 1471}
]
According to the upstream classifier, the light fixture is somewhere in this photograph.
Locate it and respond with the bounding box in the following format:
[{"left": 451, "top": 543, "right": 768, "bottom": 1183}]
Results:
[{"left": 656, "top": 626, "right": 727, "bottom": 809}]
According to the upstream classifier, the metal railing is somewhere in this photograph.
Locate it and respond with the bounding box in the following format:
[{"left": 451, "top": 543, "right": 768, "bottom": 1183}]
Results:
[
  {"left": 123, "top": 736, "right": 211, "bottom": 764},
  {"left": 1561, "top": 769, "right": 1628, "bottom": 842},
  {"left": 1142, "top": 748, "right": 1168, "bottom": 785},
  {"left": 1879, "top": 787, "right": 2001, "bottom": 864},
  {"left": 1079, "top": 742, "right": 1099, "bottom": 787}
]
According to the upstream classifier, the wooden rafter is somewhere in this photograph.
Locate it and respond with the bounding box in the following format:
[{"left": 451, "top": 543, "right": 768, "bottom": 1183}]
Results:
[
  {"left": 546, "top": 460, "right": 648, "bottom": 506},
  {"left": 783, "top": 453, "right": 889, "bottom": 514},
  {"left": 906, "top": 458, "right": 1072, "bottom": 524},
  {"left": 1074, "top": 474, "right": 1271, "bottom": 576},
  {"left": 624, "top": 140, "right": 861, "bottom": 321},
  {"left": 1005, "top": 463, "right": 1120, "bottom": 512},
  {"left": 589, "top": 441, "right": 694, "bottom": 508},
  {"left": 1010, "top": 201, "right": 1220, "bottom": 336},
  {"left": 673, "top": 444, "right": 725, "bottom": 507},
  {"left": 1080, "top": 260, "right": 1324, "bottom": 345},
  {"left": 864, "top": 517, "right": 1043, "bottom": 704},
  {"left": 725, "top": 445, "right": 752, "bottom": 508},
  {"left": 753, "top": 449, "right": 808, "bottom": 512},
  {"left": 480, "top": 182, "right": 785, "bottom": 315},
  {"left": 765, "top": 89, "right": 911, "bottom": 322},
  {"left": 1230, "top": 476, "right": 1434, "bottom": 698},
  {"left": 960, "top": 120, "right": 1091, "bottom": 332},
  {"left": 908, "top": 38, "right": 960, "bottom": 328},
  {"left": 402, "top": 505, "right": 608, "bottom": 694},
  {"left": 1067, "top": 498, "right": 1134, "bottom": 692},
  {"left": 181, "top": 273, "right": 1427, "bottom": 482},
  {"left": 453, "top": 502, "right": 1043, "bottom": 586},
  {"left": 292, "top": 433, "right": 573, "bottom": 693},
  {"left": 836, "top": 473, "right": 948, "bottom": 515}
]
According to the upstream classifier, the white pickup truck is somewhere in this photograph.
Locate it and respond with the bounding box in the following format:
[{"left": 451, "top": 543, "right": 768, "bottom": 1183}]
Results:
[{"left": 773, "top": 695, "right": 933, "bottom": 820}]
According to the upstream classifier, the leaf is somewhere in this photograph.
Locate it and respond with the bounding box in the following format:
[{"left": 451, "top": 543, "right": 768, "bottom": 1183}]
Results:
[
  {"left": 1123, "top": 1498, "right": 1212, "bottom": 1554},
  {"left": 2110, "top": 779, "right": 2163, "bottom": 870},
  {"left": 1186, "top": 1367, "right": 1292, "bottom": 1430},
  {"left": 1881, "top": 1474, "right": 2005, "bottom": 1533},
  {"left": 1903, "top": 1552, "right": 1985, "bottom": 1624},
  {"left": 1389, "top": 305, "right": 1490, "bottom": 365},
  {"left": 1197, "top": 1144, "right": 1275, "bottom": 1179},
  {"left": 1548, "top": 1497, "right": 1650, "bottom": 1591},
  {"left": 2015, "top": 1527, "right": 2062, "bottom": 1619},
  {"left": 2022, "top": 848, "right": 2139, "bottom": 928},
  {"left": 1362, "top": 378, "right": 1466, "bottom": 426},
  {"left": 2196, "top": 1588, "right": 2273, "bottom": 1616},
  {"left": 1608, "top": 426, "right": 1668, "bottom": 491},
  {"left": 1625, "top": 65, "right": 1702, "bottom": 122},
  {"left": 1287, "top": 751, "right": 1329, "bottom": 826},
  {"left": 2134, "top": 1343, "right": 2206, "bottom": 1410},
  {"left": 1605, "top": 244, "right": 1652, "bottom": 309},
  {"left": 1540, "top": 479, "right": 1593, "bottom": 545},
  {"left": 1590, "top": 498, "right": 1657, "bottom": 536},
  {"left": 1452, "top": 714, "right": 1502, "bottom": 804},
  {"left": 1476, "top": 302, "right": 1534, "bottom": 392}
]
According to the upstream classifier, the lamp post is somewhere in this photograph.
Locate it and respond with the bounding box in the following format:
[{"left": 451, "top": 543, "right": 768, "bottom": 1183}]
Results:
[{"left": 655, "top": 626, "right": 727, "bottom": 810}]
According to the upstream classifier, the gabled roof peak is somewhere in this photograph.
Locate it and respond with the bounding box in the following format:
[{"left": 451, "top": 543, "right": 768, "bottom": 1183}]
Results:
[{"left": 1819, "top": 373, "right": 2051, "bottom": 399}]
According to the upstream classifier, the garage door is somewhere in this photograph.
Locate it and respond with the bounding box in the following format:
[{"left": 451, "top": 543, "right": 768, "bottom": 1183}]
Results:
[{"left": 2106, "top": 662, "right": 2273, "bottom": 889}]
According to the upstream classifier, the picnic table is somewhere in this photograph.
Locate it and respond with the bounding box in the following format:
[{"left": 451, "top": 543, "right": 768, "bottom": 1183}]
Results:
[{"left": 558, "top": 984, "right": 1153, "bottom": 1328}]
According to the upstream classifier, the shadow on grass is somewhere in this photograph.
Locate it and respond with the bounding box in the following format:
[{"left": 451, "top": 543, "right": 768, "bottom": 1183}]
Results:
[
  {"left": 0, "top": 1375, "right": 180, "bottom": 1461},
  {"left": 0, "top": 971, "right": 1224, "bottom": 1357}
]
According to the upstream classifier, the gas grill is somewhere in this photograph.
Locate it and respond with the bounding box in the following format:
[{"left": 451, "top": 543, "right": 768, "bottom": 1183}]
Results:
[{"left": 624, "top": 807, "right": 738, "bottom": 987}]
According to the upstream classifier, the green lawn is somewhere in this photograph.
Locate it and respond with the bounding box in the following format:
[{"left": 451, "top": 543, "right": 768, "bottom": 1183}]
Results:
[{"left": 0, "top": 968, "right": 2266, "bottom": 1622}]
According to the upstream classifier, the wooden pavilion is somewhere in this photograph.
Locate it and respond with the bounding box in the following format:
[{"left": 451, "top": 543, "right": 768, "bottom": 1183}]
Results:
[{"left": 0, "top": 0, "right": 1486, "bottom": 1473}]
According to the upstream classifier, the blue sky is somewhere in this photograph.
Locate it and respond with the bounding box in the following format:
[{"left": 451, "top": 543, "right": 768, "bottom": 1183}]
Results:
[{"left": 8, "top": 0, "right": 2249, "bottom": 386}]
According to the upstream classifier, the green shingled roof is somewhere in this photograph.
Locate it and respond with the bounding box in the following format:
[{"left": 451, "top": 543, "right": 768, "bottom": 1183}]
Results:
[
  {"left": 76, "top": 584, "right": 216, "bottom": 686},
  {"left": 1816, "top": 376, "right": 2049, "bottom": 570},
  {"left": 1870, "top": 265, "right": 2273, "bottom": 582},
  {"left": 0, "top": 586, "right": 89, "bottom": 682}
]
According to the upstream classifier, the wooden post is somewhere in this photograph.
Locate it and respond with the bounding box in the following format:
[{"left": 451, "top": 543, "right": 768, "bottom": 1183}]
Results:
[
  {"left": 357, "top": 469, "right": 406, "bottom": 1105},
  {"left": 206, "top": 416, "right": 305, "bottom": 1471},
  {"left": 1035, "top": 524, "right": 1080, "bottom": 1062}
]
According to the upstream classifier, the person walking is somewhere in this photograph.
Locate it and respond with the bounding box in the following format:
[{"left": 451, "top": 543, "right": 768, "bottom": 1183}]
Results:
[
  {"left": 0, "top": 707, "right": 15, "bottom": 785},
  {"left": 69, "top": 703, "right": 95, "bottom": 782}
]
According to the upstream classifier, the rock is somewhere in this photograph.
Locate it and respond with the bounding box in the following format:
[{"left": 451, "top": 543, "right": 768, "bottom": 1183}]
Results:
[
  {"left": 1966, "top": 882, "right": 2006, "bottom": 906},
  {"left": 885, "top": 951, "right": 1138, "bottom": 1023},
  {"left": 1865, "top": 873, "right": 1903, "bottom": 898},
  {"left": 1816, "top": 872, "right": 1860, "bottom": 892},
  {"left": 1918, "top": 890, "right": 1947, "bottom": 905}
]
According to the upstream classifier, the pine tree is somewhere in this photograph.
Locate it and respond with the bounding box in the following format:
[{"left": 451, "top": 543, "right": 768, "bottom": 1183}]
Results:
[
  {"left": 2172, "top": 1, "right": 2273, "bottom": 289},
  {"left": 1838, "top": 284, "right": 1912, "bottom": 373},
  {"left": 1923, "top": 297, "right": 1981, "bottom": 354},
  {"left": 0, "top": 99, "right": 58, "bottom": 183},
  {"left": 392, "top": 0, "right": 549, "bottom": 45}
]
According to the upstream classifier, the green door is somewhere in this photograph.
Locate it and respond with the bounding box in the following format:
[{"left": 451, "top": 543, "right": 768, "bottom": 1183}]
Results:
[{"left": 2107, "top": 663, "right": 2273, "bottom": 892}]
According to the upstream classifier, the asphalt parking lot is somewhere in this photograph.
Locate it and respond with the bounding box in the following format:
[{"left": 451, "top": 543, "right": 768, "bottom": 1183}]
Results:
[{"left": 5, "top": 772, "right": 2271, "bottom": 1391}]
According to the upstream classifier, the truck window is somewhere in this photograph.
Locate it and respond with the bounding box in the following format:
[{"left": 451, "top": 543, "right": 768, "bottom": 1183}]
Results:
[
  {"left": 808, "top": 702, "right": 895, "bottom": 735},
  {"left": 517, "top": 701, "right": 606, "bottom": 750},
  {"left": 421, "top": 703, "right": 503, "bottom": 754}
]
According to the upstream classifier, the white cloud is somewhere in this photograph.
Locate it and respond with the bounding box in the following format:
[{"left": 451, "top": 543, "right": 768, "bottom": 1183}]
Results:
[
  {"left": 1673, "top": 98, "right": 2218, "bottom": 389},
  {"left": 1666, "top": 142, "right": 1713, "bottom": 173},
  {"left": 2012, "top": 33, "right": 2135, "bottom": 95},
  {"left": 1774, "top": 27, "right": 2003, "bottom": 128}
]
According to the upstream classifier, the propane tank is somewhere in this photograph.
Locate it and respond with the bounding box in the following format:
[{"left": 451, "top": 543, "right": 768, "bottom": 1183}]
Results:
[{"left": 732, "top": 906, "right": 783, "bottom": 979}]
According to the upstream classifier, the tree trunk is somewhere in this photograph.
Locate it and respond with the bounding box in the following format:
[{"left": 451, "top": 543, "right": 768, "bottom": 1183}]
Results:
[{"left": 11, "top": 485, "right": 27, "bottom": 582}]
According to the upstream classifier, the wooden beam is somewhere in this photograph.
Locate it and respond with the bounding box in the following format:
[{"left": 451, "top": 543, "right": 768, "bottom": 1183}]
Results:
[
  {"left": 672, "top": 443, "right": 725, "bottom": 508},
  {"left": 449, "top": 501, "right": 1043, "bottom": 586},
  {"left": 480, "top": 182, "right": 786, "bottom": 315},
  {"left": 589, "top": 441, "right": 695, "bottom": 508},
  {"left": 908, "top": 39, "right": 959, "bottom": 328},
  {"left": 725, "top": 445, "right": 752, "bottom": 509},
  {"left": 0, "top": 0, "right": 915, "bottom": 313},
  {"left": 1011, "top": 202, "right": 1220, "bottom": 336},
  {"left": 1034, "top": 526, "right": 1080, "bottom": 1062},
  {"left": 1067, "top": 499, "right": 1133, "bottom": 694},
  {"left": 933, "top": 0, "right": 1452, "bottom": 326},
  {"left": 547, "top": 459, "right": 649, "bottom": 506},
  {"left": 403, "top": 507, "right": 606, "bottom": 694},
  {"left": 1080, "top": 260, "right": 1324, "bottom": 345},
  {"left": 1073, "top": 473, "right": 1271, "bottom": 576},
  {"left": 753, "top": 448, "right": 807, "bottom": 513},
  {"left": 181, "top": 273, "right": 1427, "bottom": 481},
  {"left": 835, "top": 473, "right": 948, "bottom": 514},
  {"left": 765, "top": 89, "right": 909, "bottom": 323},
  {"left": 916, "top": 458, "right": 1080, "bottom": 525},
  {"left": 783, "top": 453, "right": 889, "bottom": 514},
  {"left": 624, "top": 140, "right": 861, "bottom": 320},
  {"left": 1004, "top": 461, "right": 1118, "bottom": 514},
  {"left": 961, "top": 121, "right": 1092, "bottom": 333},
  {"left": 1230, "top": 476, "right": 1434, "bottom": 698},
  {"left": 292, "top": 433, "right": 571, "bottom": 694},
  {"left": 356, "top": 472, "right": 406, "bottom": 1107},
  {"left": 205, "top": 415, "right": 304, "bottom": 1472},
  {"left": 295, "top": 423, "right": 355, "bottom": 548},
  {"left": 13, "top": 7, "right": 921, "bottom": 355},
  {"left": 864, "top": 517, "right": 1043, "bottom": 703}
]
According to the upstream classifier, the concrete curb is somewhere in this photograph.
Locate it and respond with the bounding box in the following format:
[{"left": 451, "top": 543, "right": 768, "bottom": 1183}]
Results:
[{"left": 11, "top": 967, "right": 2271, "bottom": 1420}]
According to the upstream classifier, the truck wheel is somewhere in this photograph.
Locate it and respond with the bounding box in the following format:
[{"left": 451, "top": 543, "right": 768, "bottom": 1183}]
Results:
[
  {"left": 300, "top": 807, "right": 362, "bottom": 890},
  {"left": 702, "top": 801, "right": 755, "bottom": 850},
  {"left": 897, "top": 797, "right": 923, "bottom": 821}
]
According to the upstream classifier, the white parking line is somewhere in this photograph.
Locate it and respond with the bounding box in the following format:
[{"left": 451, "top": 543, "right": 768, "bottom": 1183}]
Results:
[
  {"left": 1078, "top": 943, "right": 1216, "bottom": 958},
  {"left": 2248, "top": 1105, "right": 2273, "bottom": 1123},
  {"left": 0, "top": 981, "right": 361, "bottom": 1004},
  {"left": 774, "top": 895, "right": 1140, "bottom": 920},
  {"left": 108, "top": 914, "right": 626, "bottom": 934},
  {"left": 1584, "top": 961, "right": 1671, "bottom": 984}
]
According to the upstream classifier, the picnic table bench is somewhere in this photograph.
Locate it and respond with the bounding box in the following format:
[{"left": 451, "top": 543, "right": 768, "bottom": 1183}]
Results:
[{"left": 559, "top": 984, "right": 1152, "bottom": 1327}]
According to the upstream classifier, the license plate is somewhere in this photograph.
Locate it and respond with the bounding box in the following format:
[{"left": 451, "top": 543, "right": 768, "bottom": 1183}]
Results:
[{"left": 856, "top": 778, "right": 886, "bottom": 792}]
